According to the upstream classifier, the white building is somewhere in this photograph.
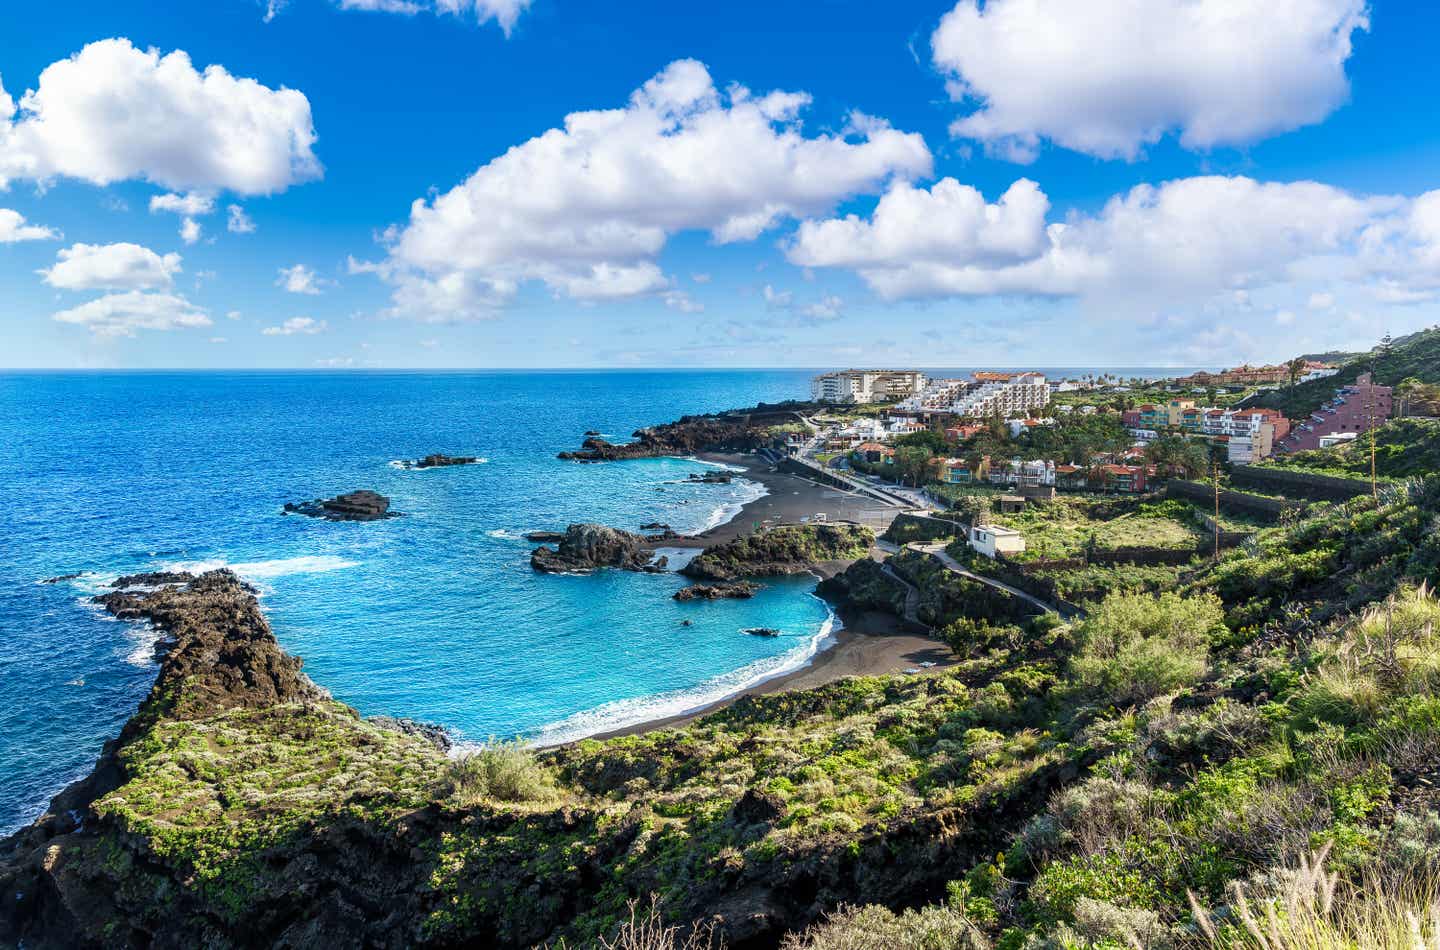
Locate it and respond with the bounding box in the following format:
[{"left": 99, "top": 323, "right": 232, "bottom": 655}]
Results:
[
  {"left": 811, "top": 370, "right": 928, "bottom": 404},
  {"left": 897, "top": 372, "right": 1050, "bottom": 417},
  {"left": 969, "top": 524, "right": 1026, "bottom": 559},
  {"left": 1319, "top": 432, "right": 1359, "bottom": 448},
  {"left": 988, "top": 458, "right": 1056, "bottom": 488},
  {"left": 896, "top": 378, "right": 971, "bottom": 412},
  {"left": 949, "top": 373, "right": 1050, "bottom": 417}
]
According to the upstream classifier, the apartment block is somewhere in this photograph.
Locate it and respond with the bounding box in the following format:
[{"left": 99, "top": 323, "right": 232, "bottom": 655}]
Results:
[
  {"left": 1276, "top": 373, "right": 1393, "bottom": 453},
  {"left": 811, "top": 370, "right": 928, "bottom": 404}
]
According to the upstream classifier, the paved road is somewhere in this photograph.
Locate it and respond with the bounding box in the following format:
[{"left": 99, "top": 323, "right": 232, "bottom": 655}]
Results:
[
  {"left": 879, "top": 562, "right": 926, "bottom": 629},
  {"left": 911, "top": 542, "right": 1077, "bottom": 618}
]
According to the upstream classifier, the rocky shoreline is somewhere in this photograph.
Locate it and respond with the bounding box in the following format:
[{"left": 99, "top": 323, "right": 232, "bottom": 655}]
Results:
[{"left": 556, "top": 400, "right": 821, "bottom": 461}]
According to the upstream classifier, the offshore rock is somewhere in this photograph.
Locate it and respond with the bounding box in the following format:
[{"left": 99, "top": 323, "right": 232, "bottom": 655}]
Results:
[
  {"left": 397, "top": 453, "right": 482, "bottom": 469},
  {"left": 110, "top": 570, "right": 197, "bottom": 588},
  {"left": 530, "top": 524, "right": 667, "bottom": 574},
  {"left": 673, "top": 582, "right": 761, "bottom": 601},
  {"left": 284, "top": 489, "right": 399, "bottom": 521}
]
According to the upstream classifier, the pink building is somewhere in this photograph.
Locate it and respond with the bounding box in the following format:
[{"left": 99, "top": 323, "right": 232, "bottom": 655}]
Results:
[{"left": 1276, "top": 373, "right": 1393, "bottom": 454}]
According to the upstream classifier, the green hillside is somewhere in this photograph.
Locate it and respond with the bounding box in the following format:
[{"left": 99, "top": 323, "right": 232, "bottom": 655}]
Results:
[{"left": 1244, "top": 326, "right": 1440, "bottom": 420}]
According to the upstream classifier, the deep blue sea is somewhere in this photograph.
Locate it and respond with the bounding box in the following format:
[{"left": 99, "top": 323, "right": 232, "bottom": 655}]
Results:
[{"left": 0, "top": 367, "right": 1202, "bottom": 833}]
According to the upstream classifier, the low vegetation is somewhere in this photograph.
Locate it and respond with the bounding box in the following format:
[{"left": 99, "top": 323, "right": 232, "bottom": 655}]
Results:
[
  {"left": 682, "top": 522, "right": 873, "bottom": 581},
  {"left": 11, "top": 466, "right": 1440, "bottom": 947}
]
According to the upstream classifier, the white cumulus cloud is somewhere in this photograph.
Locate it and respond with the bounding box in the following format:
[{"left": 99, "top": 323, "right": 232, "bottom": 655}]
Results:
[
  {"left": 149, "top": 192, "right": 215, "bottom": 216},
  {"left": 368, "top": 59, "right": 931, "bottom": 320},
  {"left": 277, "top": 263, "right": 325, "bottom": 294},
  {"left": 42, "top": 242, "right": 183, "bottom": 291},
  {"left": 790, "top": 174, "right": 1440, "bottom": 320},
  {"left": 0, "top": 38, "right": 321, "bottom": 194},
  {"left": 227, "top": 204, "right": 257, "bottom": 234},
  {"left": 262, "top": 315, "right": 327, "bottom": 335},
  {"left": 932, "top": 0, "right": 1368, "bottom": 162},
  {"left": 336, "top": 0, "right": 532, "bottom": 34},
  {"left": 0, "top": 207, "right": 57, "bottom": 242},
  {"left": 179, "top": 218, "right": 202, "bottom": 245},
  {"left": 52, "top": 291, "right": 210, "bottom": 336}
]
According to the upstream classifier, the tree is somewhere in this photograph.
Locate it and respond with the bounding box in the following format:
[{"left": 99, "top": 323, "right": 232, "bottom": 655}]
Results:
[
  {"left": 893, "top": 429, "right": 949, "bottom": 455},
  {"left": 951, "top": 493, "right": 992, "bottom": 526},
  {"left": 893, "top": 446, "right": 933, "bottom": 487},
  {"left": 1145, "top": 434, "right": 1209, "bottom": 478},
  {"left": 1286, "top": 356, "right": 1307, "bottom": 390}
]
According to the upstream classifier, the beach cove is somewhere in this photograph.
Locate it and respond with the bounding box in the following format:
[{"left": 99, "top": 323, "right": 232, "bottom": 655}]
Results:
[{"left": 0, "top": 369, "right": 938, "bottom": 833}]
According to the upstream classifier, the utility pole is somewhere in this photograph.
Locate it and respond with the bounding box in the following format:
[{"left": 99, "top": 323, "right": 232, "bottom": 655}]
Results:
[{"left": 1212, "top": 460, "right": 1221, "bottom": 560}]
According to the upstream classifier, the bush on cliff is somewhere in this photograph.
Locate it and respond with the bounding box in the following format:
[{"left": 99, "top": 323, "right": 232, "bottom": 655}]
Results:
[
  {"left": 446, "top": 740, "right": 558, "bottom": 805},
  {"left": 1070, "top": 591, "right": 1224, "bottom": 706}
]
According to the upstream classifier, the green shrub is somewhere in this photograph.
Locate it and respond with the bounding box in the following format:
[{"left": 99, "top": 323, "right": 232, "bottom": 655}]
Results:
[
  {"left": 1071, "top": 592, "right": 1225, "bottom": 706},
  {"left": 446, "top": 741, "right": 557, "bottom": 804},
  {"left": 780, "top": 902, "right": 988, "bottom": 950}
]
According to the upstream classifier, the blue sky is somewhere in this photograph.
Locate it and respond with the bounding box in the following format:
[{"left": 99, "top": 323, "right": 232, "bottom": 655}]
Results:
[{"left": 3, "top": 0, "right": 1439, "bottom": 369}]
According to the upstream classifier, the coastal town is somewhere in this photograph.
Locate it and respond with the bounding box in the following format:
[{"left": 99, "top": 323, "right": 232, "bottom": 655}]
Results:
[{"left": 781, "top": 355, "right": 1401, "bottom": 563}]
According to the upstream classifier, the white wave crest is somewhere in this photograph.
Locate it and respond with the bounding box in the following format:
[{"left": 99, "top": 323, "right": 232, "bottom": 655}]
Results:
[
  {"left": 528, "top": 603, "right": 839, "bottom": 748},
  {"left": 693, "top": 478, "right": 769, "bottom": 534},
  {"left": 486, "top": 529, "right": 526, "bottom": 541},
  {"left": 160, "top": 555, "right": 361, "bottom": 580}
]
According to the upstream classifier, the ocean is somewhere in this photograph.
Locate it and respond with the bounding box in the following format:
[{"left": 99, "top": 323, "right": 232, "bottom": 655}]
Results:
[{"left": 0, "top": 366, "right": 1201, "bottom": 833}]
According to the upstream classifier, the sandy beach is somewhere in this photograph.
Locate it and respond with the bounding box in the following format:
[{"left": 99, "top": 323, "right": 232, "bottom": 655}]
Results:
[{"left": 594, "top": 453, "right": 953, "bottom": 740}]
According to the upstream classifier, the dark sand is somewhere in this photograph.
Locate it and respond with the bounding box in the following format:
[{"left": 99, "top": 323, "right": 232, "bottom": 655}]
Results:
[
  {"left": 659, "top": 452, "right": 902, "bottom": 547},
  {"left": 595, "top": 454, "right": 952, "bottom": 741}
]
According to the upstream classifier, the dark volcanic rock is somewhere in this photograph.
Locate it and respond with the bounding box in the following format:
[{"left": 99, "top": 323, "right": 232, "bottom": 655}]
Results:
[
  {"left": 742, "top": 627, "right": 781, "bottom": 638},
  {"left": 524, "top": 530, "right": 567, "bottom": 543},
  {"left": 557, "top": 401, "right": 825, "bottom": 461},
  {"left": 687, "top": 470, "right": 732, "bottom": 484},
  {"left": 673, "top": 582, "right": 761, "bottom": 601},
  {"left": 40, "top": 572, "right": 83, "bottom": 584},
  {"left": 639, "top": 522, "right": 671, "bottom": 531},
  {"left": 398, "top": 453, "right": 482, "bottom": 469},
  {"left": 284, "top": 490, "right": 399, "bottom": 521},
  {"left": 111, "top": 570, "right": 196, "bottom": 588},
  {"left": 732, "top": 788, "right": 786, "bottom": 825},
  {"left": 681, "top": 523, "right": 875, "bottom": 582},
  {"left": 530, "top": 524, "right": 667, "bottom": 574},
  {"left": 370, "top": 716, "right": 452, "bottom": 752}
]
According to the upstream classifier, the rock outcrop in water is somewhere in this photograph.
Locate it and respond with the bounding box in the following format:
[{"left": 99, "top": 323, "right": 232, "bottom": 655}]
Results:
[
  {"left": 681, "top": 523, "right": 875, "bottom": 582},
  {"left": 284, "top": 489, "right": 398, "bottom": 521},
  {"left": 557, "top": 401, "right": 823, "bottom": 461},
  {"left": 673, "top": 581, "right": 761, "bottom": 601},
  {"left": 530, "top": 523, "right": 667, "bottom": 574},
  {"left": 396, "top": 454, "right": 483, "bottom": 470}
]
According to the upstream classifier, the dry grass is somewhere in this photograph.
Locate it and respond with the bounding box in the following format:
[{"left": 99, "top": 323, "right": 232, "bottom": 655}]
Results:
[{"left": 1190, "top": 844, "right": 1440, "bottom": 949}]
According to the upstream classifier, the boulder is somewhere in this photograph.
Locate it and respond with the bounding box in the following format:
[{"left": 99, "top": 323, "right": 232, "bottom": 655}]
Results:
[
  {"left": 530, "top": 524, "right": 666, "bottom": 574},
  {"left": 398, "top": 454, "right": 481, "bottom": 469},
  {"left": 285, "top": 490, "right": 399, "bottom": 522},
  {"left": 673, "top": 582, "right": 761, "bottom": 602}
]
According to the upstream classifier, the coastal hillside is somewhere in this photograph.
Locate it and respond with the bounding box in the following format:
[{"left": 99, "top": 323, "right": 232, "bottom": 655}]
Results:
[
  {"left": 1244, "top": 326, "right": 1440, "bottom": 420},
  {"left": 1261, "top": 417, "right": 1440, "bottom": 479},
  {"left": 5, "top": 476, "right": 1440, "bottom": 947}
]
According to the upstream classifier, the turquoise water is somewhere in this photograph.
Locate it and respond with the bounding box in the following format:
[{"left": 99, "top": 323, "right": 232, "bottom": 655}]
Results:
[
  {"left": 0, "top": 370, "right": 831, "bottom": 833},
  {"left": 0, "top": 366, "right": 1203, "bottom": 833}
]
